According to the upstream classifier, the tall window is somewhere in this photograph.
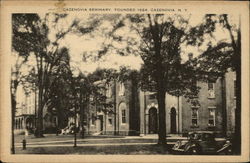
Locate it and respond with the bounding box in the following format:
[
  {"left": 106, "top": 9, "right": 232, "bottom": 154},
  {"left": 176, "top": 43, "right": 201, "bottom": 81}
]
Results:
[
  {"left": 106, "top": 84, "right": 112, "bottom": 98},
  {"left": 121, "top": 109, "right": 126, "bottom": 124},
  {"left": 208, "top": 108, "right": 215, "bottom": 126},
  {"left": 191, "top": 108, "right": 198, "bottom": 126},
  {"left": 208, "top": 82, "right": 215, "bottom": 98},
  {"left": 118, "top": 82, "right": 125, "bottom": 96},
  {"left": 108, "top": 117, "right": 112, "bottom": 125},
  {"left": 91, "top": 113, "right": 95, "bottom": 125},
  {"left": 119, "top": 102, "right": 127, "bottom": 124},
  {"left": 53, "top": 117, "right": 57, "bottom": 127}
]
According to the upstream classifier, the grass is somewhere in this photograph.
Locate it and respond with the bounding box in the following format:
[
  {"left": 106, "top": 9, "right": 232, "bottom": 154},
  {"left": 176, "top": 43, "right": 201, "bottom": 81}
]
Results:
[
  {"left": 15, "top": 134, "right": 126, "bottom": 143},
  {"left": 14, "top": 134, "right": 174, "bottom": 154},
  {"left": 16, "top": 144, "right": 170, "bottom": 155}
]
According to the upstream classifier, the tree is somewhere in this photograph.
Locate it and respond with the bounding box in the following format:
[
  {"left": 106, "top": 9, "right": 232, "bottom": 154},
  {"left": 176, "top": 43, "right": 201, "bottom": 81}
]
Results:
[
  {"left": 10, "top": 54, "right": 28, "bottom": 154},
  {"left": 97, "top": 14, "right": 201, "bottom": 145},
  {"left": 12, "top": 13, "right": 81, "bottom": 137},
  {"left": 44, "top": 47, "right": 74, "bottom": 132},
  {"left": 11, "top": 13, "right": 42, "bottom": 153},
  {"left": 187, "top": 14, "right": 241, "bottom": 154}
]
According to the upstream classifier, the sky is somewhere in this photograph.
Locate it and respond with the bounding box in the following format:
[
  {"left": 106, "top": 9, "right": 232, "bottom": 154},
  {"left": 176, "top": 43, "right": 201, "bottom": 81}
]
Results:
[
  {"left": 58, "top": 14, "right": 144, "bottom": 76},
  {"left": 14, "top": 13, "right": 239, "bottom": 104},
  {"left": 51, "top": 13, "right": 236, "bottom": 76},
  {"left": 16, "top": 13, "right": 238, "bottom": 77}
]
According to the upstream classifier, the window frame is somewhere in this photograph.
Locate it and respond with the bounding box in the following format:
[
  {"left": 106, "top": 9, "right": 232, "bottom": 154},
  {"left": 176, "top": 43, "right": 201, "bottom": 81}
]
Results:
[
  {"left": 208, "top": 81, "right": 215, "bottom": 98},
  {"left": 118, "top": 82, "right": 125, "bottom": 96},
  {"left": 191, "top": 107, "right": 198, "bottom": 127},
  {"left": 106, "top": 83, "right": 112, "bottom": 98},
  {"left": 91, "top": 113, "right": 95, "bottom": 126},
  {"left": 121, "top": 109, "right": 126, "bottom": 124},
  {"left": 108, "top": 117, "right": 113, "bottom": 126},
  {"left": 208, "top": 107, "right": 216, "bottom": 126},
  {"left": 234, "top": 79, "right": 237, "bottom": 98}
]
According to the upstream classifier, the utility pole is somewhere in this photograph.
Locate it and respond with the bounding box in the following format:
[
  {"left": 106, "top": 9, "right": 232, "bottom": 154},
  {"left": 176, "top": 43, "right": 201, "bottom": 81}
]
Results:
[
  {"left": 74, "top": 105, "right": 77, "bottom": 147},
  {"left": 34, "top": 85, "right": 37, "bottom": 134},
  {"left": 177, "top": 95, "right": 180, "bottom": 135},
  {"left": 114, "top": 80, "right": 117, "bottom": 135},
  {"left": 104, "top": 108, "right": 107, "bottom": 135}
]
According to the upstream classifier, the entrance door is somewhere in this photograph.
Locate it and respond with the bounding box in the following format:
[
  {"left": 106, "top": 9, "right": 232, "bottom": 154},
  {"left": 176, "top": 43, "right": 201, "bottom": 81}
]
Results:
[
  {"left": 170, "top": 107, "right": 177, "bottom": 134},
  {"left": 149, "top": 107, "right": 158, "bottom": 134},
  {"left": 97, "top": 115, "right": 104, "bottom": 133}
]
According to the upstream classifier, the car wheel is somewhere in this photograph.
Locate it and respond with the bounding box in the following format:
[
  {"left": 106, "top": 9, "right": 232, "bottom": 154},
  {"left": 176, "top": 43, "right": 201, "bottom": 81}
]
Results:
[
  {"left": 225, "top": 147, "right": 232, "bottom": 155},
  {"left": 188, "top": 147, "right": 199, "bottom": 155}
]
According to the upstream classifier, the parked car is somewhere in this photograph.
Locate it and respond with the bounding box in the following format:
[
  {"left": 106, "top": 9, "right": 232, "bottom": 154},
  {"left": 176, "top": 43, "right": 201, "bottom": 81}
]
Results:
[
  {"left": 61, "top": 124, "right": 76, "bottom": 135},
  {"left": 172, "top": 131, "right": 232, "bottom": 155}
]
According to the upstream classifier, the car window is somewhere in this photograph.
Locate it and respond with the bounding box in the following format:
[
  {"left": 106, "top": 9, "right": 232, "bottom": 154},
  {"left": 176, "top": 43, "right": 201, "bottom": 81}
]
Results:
[
  {"left": 188, "top": 133, "right": 201, "bottom": 140},
  {"left": 194, "top": 133, "right": 201, "bottom": 140},
  {"left": 202, "top": 133, "right": 214, "bottom": 141}
]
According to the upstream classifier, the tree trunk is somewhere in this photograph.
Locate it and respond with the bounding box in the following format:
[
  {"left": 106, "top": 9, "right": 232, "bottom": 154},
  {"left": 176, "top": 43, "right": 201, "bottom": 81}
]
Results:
[
  {"left": 225, "top": 15, "right": 241, "bottom": 155},
  {"left": 79, "top": 93, "right": 85, "bottom": 138},
  {"left": 234, "top": 68, "right": 241, "bottom": 155},
  {"left": 35, "top": 84, "right": 44, "bottom": 138},
  {"left": 234, "top": 50, "right": 241, "bottom": 154},
  {"left": 11, "top": 92, "right": 16, "bottom": 154},
  {"left": 221, "top": 75, "right": 227, "bottom": 137},
  {"left": 11, "top": 80, "right": 18, "bottom": 154},
  {"left": 157, "top": 88, "right": 167, "bottom": 145},
  {"left": 233, "top": 24, "right": 241, "bottom": 155},
  {"left": 36, "top": 107, "right": 44, "bottom": 137}
]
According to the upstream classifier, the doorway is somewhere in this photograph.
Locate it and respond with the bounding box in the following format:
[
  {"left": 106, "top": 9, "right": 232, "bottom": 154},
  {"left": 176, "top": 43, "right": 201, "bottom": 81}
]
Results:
[
  {"left": 170, "top": 107, "right": 177, "bottom": 134},
  {"left": 97, "top": 115, "right": 104, "bottom": 133},
  {"left": 148, "top": 107, "right": 158, "bottom": 134}
]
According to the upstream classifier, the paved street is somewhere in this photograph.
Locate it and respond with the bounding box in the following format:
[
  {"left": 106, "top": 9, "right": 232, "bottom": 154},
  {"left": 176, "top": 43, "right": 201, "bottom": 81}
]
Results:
[{"left": 14, "top": 134, "right": 181, "bottom": 154}]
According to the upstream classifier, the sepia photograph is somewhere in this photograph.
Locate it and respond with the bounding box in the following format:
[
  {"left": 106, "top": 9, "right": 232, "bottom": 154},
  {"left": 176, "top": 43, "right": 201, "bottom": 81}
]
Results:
[{"left": 1, "top": 0, "right": 249, "bottom": 162}]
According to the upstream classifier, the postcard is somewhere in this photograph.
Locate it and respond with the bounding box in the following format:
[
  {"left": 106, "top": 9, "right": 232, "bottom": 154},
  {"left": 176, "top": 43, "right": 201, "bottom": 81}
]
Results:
[{"left": 0, "top": 0, "right": 249, "bottom": 162}]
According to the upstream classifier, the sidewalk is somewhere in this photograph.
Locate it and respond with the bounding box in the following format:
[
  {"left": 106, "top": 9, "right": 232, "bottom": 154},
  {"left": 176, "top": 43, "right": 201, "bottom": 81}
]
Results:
[{"left": 15, "top": 134, "right": 185, "bottom": 146}]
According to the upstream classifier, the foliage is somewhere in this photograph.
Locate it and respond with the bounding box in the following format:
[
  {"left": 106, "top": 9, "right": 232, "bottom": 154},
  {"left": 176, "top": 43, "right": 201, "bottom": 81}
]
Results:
[
  {"left": 12, "top": 13, "right": 79, "bottom": 137},
  {"left": 187, "top": 14, "right": 241, "bottom": 153}
]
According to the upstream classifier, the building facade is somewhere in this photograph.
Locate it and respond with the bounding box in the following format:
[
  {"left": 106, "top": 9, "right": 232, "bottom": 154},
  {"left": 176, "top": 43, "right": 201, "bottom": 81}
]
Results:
[
  {"left": 86, "top": 79, "right": 140, "bottom": 136},
  {"left": 139, "top": 71, "right": 236, "bottom": 136},
  {"left": 139, "top": 92, "right": 181, "bottom": 135},
  {"left": 14, "top": 71, "right": 236, "bottom": 136},
  {"left": 224, "top": 71, "right": 236, "bottom": 136},
  {"left": 14, "top": 87, "right": 58, "bottom": 134},
  {"left": 86, "top": 71, "right": 236, "bottom": 136},
  {"left": 14, "top": 88, "right": 36, "bottom": 134}
]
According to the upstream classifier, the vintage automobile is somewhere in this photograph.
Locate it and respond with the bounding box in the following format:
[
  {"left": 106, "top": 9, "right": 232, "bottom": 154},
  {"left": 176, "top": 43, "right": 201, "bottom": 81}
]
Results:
[{"left": 172, "top": 131, "right": 232, "bottom": 155}]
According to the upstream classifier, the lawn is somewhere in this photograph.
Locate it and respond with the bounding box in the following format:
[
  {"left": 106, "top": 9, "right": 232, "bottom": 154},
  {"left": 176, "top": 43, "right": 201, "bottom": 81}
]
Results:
[
  {"left": 15, "top": 134, "right": 126, "bottom": 143},
  {"left": 15, "top": 144, "right": 170, "bottom": 155}
]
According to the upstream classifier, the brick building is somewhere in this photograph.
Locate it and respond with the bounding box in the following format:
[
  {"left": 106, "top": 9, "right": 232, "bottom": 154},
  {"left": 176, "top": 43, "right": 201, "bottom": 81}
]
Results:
[
  {"left": 87, "top": 71, "right": 236, "bottom": 136},
  {"left": 14, "top": 71, "right": 236, "bottom": 136},
  {"left": 224, "top": 71, "right": 236, "bottom": 136},
  {"left": 139, "top": 71, "right": 236, "bottom": 136},
  {"left": 86, "top": 79, "right": 140, "bottom": 136}
]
